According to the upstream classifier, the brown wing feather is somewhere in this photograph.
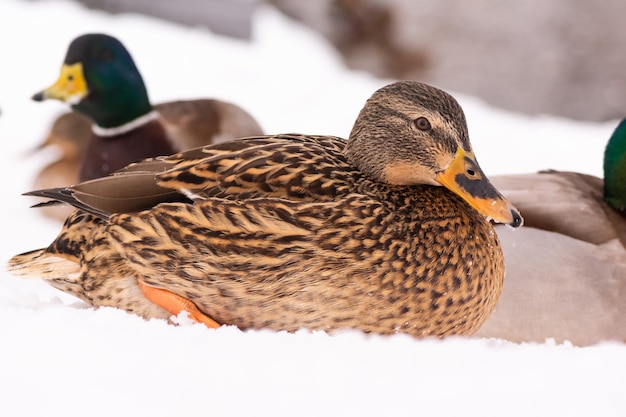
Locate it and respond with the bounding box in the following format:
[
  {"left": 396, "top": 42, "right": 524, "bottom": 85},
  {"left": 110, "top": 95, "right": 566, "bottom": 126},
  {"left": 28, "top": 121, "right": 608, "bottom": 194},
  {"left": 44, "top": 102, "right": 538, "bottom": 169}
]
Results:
[
  {"left": 155, "top": 134, "right": 356, "bottom": 201},
  {"left": 26, "top": 135, "right": 361, "bottom": 218},
  {"left": 24, "top": 173, "right": 189, "bottom": 220}
]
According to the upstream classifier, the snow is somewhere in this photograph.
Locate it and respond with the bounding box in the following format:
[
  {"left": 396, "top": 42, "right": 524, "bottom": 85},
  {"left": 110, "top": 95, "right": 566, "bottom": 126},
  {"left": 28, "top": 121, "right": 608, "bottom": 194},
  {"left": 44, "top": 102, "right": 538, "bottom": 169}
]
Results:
[{"left": 0, "top": 1, "right": 624, "bottom": 416}]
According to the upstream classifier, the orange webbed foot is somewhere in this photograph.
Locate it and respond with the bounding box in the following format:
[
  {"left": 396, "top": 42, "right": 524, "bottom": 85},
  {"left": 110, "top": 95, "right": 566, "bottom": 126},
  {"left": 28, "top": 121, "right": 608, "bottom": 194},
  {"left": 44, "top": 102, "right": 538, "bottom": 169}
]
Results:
[{"left": 137, "top": 279, "right": 220, "bottom": 328}]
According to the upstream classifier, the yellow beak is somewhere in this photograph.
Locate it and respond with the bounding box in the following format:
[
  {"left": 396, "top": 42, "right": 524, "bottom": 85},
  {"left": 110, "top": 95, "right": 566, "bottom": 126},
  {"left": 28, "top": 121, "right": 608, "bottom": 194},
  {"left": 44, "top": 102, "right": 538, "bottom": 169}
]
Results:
[
  {"left": 436, "top": 147, "right": 523, "bottom": 227},
  {"left": 32, "top": 63, "right": 88, "bottom": 105}
]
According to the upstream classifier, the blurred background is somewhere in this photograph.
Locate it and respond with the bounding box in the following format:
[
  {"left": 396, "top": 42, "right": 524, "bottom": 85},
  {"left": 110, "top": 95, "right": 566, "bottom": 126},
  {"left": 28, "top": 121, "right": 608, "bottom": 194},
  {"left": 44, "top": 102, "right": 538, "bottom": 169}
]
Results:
[{"left": 64, "top": 0, "right": 626, "bottom": 122}]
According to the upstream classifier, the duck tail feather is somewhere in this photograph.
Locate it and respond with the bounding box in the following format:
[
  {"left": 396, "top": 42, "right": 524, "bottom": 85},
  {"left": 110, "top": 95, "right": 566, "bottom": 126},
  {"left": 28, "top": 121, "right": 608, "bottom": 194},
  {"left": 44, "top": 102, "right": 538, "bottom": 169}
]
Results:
[{"left": 7, "top": 249, "right": 81, "bottom": 281}]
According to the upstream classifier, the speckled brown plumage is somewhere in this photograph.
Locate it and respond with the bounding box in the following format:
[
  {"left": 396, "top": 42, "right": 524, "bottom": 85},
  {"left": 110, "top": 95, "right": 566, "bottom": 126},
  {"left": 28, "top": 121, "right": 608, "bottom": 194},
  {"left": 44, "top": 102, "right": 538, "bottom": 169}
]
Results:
[{"left": 9, "top": 81, "right": 521, "bottom": 337}]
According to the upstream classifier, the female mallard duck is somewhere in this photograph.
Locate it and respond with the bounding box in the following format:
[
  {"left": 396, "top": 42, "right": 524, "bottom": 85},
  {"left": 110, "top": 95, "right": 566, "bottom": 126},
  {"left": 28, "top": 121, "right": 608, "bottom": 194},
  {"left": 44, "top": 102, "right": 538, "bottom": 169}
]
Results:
[
  {"left": 31, "top": 112, "right": 92, "bottom": 190},
  {"left": 29, "top": 112, "right": 92, "bottom": 220},
  {"left": 9, "top": 81, "right": 522, "bottom": 337},
  {"left": 32, "top": 33, "right": 263, "bottom": 182},
  {"left": 475, "top": 119, "right": 626, "bottom": 346}
]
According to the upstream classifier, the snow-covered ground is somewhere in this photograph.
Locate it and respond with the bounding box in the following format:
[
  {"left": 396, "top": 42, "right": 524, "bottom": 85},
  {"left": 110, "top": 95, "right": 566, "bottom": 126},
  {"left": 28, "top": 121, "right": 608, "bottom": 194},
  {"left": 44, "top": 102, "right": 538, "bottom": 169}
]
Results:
[{"left": 0, "top": 1, "right": 624, "bottom": 416}]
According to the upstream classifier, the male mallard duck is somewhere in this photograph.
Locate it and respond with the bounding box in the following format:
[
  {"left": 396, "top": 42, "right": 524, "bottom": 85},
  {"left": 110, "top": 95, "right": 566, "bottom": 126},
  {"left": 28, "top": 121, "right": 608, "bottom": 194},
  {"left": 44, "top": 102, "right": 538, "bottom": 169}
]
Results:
[
  {"left": 475, "top": 119, "right": 626, "bottom": 346},
  {"left": 9, "top": 81, "right": 522, "bottom": 337},
  {"left": 32, "top": 33, "right": 263, "bottom": 182}
]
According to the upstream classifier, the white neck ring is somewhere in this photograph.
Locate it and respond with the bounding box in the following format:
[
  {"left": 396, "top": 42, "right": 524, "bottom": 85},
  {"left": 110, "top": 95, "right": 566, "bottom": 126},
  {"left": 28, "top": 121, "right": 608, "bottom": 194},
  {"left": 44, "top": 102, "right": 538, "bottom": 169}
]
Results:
[{"left": 91, "top": 110, "right": 160, "bottom": 137}]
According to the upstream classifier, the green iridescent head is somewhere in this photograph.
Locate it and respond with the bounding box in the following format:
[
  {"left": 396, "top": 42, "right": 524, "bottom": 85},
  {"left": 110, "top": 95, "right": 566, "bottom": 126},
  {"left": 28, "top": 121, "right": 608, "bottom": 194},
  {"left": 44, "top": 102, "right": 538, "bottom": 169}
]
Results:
[
  {"left": 32, "top": 33, "right": 152, "bottom": 128},
  {"left": 603, "top": 119, "right": 626, "bottom": 212}
]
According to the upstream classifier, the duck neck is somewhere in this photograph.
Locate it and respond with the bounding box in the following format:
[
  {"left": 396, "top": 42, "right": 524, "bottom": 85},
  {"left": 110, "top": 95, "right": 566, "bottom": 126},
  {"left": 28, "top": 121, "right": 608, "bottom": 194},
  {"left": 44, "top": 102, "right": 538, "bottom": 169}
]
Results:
[
  {"left": 603, "top": 119, "right": 626, "bottom": 212},
  {"left": 91, "top": 110, "right": 160, "bottom": 137}
]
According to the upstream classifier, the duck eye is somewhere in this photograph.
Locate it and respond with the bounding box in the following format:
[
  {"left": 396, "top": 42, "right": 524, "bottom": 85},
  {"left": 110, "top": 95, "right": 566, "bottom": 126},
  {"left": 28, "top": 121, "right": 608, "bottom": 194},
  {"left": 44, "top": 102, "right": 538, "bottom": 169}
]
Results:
[
  {"left": 67, "top": 74, "right": 74, "bottom": 81},
  {"left": 413, "top": 117, "right": 431, "bottom": 131}
]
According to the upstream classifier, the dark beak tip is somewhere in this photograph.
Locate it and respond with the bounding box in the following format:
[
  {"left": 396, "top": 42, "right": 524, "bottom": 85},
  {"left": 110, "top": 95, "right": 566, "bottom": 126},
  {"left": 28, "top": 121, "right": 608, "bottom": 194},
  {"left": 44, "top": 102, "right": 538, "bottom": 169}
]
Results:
[
  {"left": 510, "top": 210, "right": 524, "bottom": 228},
  {"left": 31, "top": 92, "right": 45, "bottom": 102}
]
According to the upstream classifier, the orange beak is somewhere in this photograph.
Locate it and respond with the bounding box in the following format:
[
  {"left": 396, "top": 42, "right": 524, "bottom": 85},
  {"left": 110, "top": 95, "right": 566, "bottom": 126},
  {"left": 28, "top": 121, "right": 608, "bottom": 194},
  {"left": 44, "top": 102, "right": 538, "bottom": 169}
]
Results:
[{"left": 436, "top": 147, "right": 523, "bottom": 227}]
